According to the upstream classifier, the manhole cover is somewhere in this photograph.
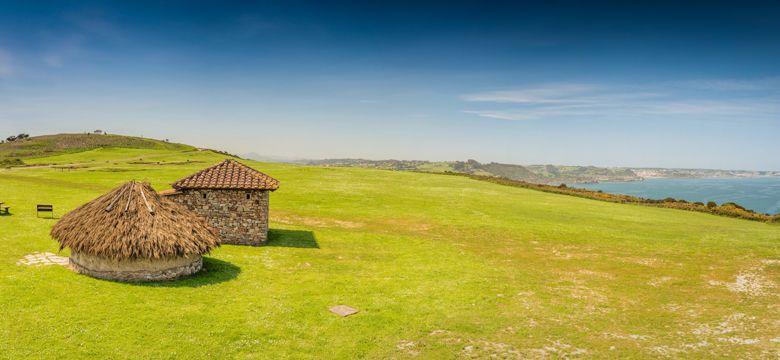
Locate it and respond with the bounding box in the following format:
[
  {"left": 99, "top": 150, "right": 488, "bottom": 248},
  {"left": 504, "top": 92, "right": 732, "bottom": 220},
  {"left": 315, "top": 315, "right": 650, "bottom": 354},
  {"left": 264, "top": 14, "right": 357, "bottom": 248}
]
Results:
[{"left": 329, "top": 305, "right": 359, "bottom": 317}]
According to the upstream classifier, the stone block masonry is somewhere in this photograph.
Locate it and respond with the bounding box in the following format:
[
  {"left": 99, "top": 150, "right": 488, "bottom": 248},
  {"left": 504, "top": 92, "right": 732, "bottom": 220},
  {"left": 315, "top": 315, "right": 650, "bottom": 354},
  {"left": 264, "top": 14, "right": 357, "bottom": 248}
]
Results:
[
  {"left": 166, "top": 189, "right": 270, "bottom": 246},
  {"left": 69, "top": 252, "right": 202, "bottom": 282}
]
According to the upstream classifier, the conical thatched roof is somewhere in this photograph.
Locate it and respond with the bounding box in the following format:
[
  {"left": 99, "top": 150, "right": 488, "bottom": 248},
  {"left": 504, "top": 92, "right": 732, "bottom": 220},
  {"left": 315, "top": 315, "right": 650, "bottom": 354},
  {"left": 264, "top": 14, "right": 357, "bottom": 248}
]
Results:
[{"left": 51, "top": 181, "right": 220, "bottom": 260}]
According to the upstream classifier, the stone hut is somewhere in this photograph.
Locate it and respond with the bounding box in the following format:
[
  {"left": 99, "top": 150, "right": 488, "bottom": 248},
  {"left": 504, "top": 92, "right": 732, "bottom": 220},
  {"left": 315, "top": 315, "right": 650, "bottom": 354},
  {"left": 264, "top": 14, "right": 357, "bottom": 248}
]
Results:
[
  {"left": 163, "top": 159, "right": 280, "bottom": 246},
  {"left": 50, "top": 181, "right": 220, "bottom": 282}
]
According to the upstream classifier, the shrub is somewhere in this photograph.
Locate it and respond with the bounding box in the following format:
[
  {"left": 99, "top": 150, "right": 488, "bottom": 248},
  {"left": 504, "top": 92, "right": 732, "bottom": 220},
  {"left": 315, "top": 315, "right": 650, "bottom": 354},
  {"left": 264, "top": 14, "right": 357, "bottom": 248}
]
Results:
[
  {"left": 706, "top": 201, "right": 717, "bottom": 208},
  {"left": 0, "top": 158, "right": 24, "bottom": 168},
  {"left": 721, "top": 202, "right": 746, "bottom": 211}
]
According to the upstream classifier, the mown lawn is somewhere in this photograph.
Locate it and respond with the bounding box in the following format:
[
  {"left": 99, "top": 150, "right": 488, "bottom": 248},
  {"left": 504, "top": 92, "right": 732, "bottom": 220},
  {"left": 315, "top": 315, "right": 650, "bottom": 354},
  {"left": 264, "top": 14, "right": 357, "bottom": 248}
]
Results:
[{"left": 0, "top": 148, "right": 778, "bottom": 358}]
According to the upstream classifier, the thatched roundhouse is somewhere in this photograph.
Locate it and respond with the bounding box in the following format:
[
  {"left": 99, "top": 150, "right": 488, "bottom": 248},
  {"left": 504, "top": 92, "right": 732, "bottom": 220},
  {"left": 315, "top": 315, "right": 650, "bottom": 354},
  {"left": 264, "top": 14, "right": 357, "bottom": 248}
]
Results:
[
  {"left": 51, "top": 181, "right": 220, "bottom": 282},
  {"left": 162, "top": 159, "right": 279, "bottom": 246}
]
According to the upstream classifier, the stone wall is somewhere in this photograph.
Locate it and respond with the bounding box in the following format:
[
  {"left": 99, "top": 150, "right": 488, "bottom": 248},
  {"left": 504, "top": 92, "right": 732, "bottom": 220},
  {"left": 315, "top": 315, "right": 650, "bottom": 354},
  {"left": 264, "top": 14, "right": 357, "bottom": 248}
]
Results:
[
  {"left": 166, "top": 189, "right": 269, "bottom": 246},
  {"left": 69, "top": 252, "right": 202, "bottom": 282}
]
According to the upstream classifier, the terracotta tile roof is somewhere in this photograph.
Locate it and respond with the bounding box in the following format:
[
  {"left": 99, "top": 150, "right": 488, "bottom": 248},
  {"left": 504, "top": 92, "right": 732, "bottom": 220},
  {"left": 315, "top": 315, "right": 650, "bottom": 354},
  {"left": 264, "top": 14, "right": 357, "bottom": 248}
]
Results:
[{"left": 172, "top": 159, "right": 280, "bottom": 191}]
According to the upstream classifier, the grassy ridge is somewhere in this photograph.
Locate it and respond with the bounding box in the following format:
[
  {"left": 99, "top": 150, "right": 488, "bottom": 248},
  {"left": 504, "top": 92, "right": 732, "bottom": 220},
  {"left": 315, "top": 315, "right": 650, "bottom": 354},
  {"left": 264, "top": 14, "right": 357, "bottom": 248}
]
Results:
[
  {"left": 0, "top": 133, "right": 193, "bottom": 163},
  {"left": 0, "top": 147, "right": 778, "bottom": 358}
]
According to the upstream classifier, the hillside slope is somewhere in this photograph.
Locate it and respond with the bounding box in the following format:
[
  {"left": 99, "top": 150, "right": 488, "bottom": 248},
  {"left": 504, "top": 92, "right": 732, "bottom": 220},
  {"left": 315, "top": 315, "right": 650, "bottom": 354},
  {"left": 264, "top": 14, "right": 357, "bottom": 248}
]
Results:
[
  {"left": 0, "top": 146, "right": 778, "bottom": 358},
  {"left": 0, "top": 133, "right": 193, "bottom": 163}
]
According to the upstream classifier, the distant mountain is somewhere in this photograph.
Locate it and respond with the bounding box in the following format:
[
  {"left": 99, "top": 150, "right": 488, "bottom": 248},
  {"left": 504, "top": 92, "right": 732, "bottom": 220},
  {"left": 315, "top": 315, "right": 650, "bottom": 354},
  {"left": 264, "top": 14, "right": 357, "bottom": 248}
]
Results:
[
  {"left": 242, "top": 152, "right": 308, "bottom": 163},
  {"left": 305, "top": 159, "right": 641, "bottom": 184},
  {"left": 305, "top": 158, "right": 780, "bottom": 184}
]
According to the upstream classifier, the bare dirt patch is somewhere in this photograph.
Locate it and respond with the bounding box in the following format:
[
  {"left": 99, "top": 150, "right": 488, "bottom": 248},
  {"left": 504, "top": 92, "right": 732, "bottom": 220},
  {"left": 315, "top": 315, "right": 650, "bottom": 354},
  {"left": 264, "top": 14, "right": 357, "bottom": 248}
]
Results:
[
  {"left": 396, "top": 340, "right": 419, "bottom": 356},
  {"left": 648, "top": 276, "right": 674, "bottom": 287},
  {"left": 273, "top": 213, "right": 364, "bottom": 229},
  {"left": 708, "top": 265, "right": 776, "bottom": 297},
  {"left": 425, "top": 328, "right": 587, "bottom": 359},
  {"left": 603, "top": 333, "right": 650, "bottom": 341},
  {"left": 617, "top": 256, "right": 660, "bottom": 267},
  {"left": 577, "top": 269, "right": 615, "bottom": 279}
]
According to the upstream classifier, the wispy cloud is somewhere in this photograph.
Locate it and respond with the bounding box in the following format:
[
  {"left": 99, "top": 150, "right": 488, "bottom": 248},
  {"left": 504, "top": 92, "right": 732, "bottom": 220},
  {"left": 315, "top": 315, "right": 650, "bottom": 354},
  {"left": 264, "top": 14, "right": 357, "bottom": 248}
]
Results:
[
  {"left": 42, "top": 35, "right": 84, "bottom": 68},
  {"left": 233, "top": 14, "right": 282, "bottom": 38},
  {"left": 41, "top": 11, "right": 122, "bottom": 68},
  {"left": 671, "top": 77, "right": 780, "bottom": 91},
  {"left": 461, "top": 84, "right": 599, "bottom": 104},
  {"left": 0, "top": 48, "right": 12, "bottom": 77},
  {"left": 461, "top": 80, "right": 780, "bottom": 121},
  {"left": 63, "top": 10, "right": 122, "bottom": 40}
]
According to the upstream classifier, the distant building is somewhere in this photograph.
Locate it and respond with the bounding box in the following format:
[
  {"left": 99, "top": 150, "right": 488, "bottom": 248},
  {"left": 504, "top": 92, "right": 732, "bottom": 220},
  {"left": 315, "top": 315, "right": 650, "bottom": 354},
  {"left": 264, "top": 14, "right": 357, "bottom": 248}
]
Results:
[
  {"left": 93, "top": 130, "right": 104, "bottom": 134},
  {"left": 162, "top": 159, "right": 280, "bottom": 246}
]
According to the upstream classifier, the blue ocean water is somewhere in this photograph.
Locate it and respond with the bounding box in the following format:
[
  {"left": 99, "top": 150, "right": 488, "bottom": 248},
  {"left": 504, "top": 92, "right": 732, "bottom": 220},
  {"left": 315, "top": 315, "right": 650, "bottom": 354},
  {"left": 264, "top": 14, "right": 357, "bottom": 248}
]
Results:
[{"left": 578, "top": 177, "right": 780, "bottom": 215}]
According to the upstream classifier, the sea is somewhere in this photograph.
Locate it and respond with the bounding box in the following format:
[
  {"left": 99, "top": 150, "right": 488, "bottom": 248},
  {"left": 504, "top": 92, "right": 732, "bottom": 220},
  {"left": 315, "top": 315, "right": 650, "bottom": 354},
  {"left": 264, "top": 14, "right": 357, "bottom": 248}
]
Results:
[{"left": 578, "top": 177, "right": 780, "bottom": 215}]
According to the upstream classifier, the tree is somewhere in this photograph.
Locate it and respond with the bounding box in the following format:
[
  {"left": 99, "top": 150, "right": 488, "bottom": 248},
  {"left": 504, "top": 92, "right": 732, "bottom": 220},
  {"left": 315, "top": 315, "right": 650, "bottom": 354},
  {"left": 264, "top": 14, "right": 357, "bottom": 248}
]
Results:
[{"left": 6, "top": 133, "right": 29, "bottom": 142}]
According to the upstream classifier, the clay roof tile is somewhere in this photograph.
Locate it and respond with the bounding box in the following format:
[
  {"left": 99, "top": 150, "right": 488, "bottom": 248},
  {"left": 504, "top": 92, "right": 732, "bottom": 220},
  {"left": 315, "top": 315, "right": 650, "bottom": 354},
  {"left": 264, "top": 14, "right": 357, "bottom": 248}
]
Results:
[{"left": 171, "top": 159, "right": 280, "bottom": 191}]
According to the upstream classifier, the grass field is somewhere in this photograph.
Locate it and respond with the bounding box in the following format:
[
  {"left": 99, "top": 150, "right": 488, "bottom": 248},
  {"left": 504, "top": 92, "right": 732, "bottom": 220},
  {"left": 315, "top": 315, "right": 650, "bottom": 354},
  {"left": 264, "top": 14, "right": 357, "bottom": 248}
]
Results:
[{"left": 1, "top": 146, "right": 778, "bottom": 358}]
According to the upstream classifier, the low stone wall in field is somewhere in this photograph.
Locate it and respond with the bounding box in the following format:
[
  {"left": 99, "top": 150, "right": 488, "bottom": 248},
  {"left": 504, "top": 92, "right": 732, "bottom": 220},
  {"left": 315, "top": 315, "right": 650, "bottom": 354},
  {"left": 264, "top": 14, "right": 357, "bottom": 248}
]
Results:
[
  {"left": 69, "top": 252, "right": 202, "bottom": 282},
  {"left": 165, "top": 189, "right": 269, "bottom": 246}
]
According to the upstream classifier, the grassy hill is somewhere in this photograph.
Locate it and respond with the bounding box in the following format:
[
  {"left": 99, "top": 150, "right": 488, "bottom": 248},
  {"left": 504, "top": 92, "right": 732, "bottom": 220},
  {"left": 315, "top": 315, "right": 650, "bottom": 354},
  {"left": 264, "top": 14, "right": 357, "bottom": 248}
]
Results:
[
  {"left": 0, "top": 133, "right": 193, "bottom": 165},
  {"left": 0, "top": 145, "right": 778, "bottom": 358}
]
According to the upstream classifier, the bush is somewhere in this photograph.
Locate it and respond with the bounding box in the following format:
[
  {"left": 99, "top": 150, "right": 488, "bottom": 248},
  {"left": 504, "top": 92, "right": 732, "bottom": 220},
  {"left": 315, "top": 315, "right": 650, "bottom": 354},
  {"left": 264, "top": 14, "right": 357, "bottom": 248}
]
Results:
[
  {"left": 721, "top": 202, "right": 746, "bottom": 211},
  {"left": 0, "top": 158, "right": 24, "bottom": 167},
  {"left": 706, "top": 201, "right": 717, "bottom": 208}
]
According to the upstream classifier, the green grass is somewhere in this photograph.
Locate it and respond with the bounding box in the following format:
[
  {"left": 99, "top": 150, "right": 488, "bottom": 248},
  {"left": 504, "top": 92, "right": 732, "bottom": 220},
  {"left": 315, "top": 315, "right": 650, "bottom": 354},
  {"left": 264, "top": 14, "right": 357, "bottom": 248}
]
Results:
[{"left": 0, "top": 147, "right": 778, "bottom": 358}]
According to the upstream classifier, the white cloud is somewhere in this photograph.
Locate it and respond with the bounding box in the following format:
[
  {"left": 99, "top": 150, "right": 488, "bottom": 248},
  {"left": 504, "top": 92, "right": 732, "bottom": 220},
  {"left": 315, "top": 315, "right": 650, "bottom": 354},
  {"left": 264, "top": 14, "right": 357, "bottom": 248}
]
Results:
[
  {"left": 461, "top": 80, "right": 780, "bottom": 121},
  {"left": 461, "top": 84, "right": 598, "bottom": 104}
]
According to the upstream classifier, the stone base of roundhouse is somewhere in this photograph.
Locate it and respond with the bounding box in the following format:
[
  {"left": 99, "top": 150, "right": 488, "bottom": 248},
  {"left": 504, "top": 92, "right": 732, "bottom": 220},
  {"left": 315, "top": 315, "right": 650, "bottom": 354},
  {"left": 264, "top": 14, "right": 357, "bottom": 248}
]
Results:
[
  {"left": 221, "top": 236, "right": 266, "bottom": 246},
  {"left": 69, "top": 252, "right": 203, "bottom": 282}
]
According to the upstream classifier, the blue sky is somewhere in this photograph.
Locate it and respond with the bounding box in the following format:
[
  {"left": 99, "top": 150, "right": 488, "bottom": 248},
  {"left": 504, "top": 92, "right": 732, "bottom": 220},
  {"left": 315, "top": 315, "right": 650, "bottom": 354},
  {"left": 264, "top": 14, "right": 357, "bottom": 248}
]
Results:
[{"left": 0, "top": 1, "right": 778, "bottom": 170}]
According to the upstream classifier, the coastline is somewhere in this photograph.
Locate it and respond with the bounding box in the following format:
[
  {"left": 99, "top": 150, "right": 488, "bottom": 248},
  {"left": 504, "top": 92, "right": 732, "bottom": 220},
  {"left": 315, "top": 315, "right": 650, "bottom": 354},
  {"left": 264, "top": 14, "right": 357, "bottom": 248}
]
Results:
[{"left": 578, "top": 177, "right": 780, "bottom": 215}]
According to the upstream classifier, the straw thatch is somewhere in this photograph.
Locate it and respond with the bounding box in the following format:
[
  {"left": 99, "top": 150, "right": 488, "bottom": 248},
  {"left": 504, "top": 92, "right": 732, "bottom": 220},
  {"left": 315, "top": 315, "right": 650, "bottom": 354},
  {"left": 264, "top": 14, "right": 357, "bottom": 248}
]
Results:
[{"left": 51, "top": 181, "right": 219, "bottom": 260}]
